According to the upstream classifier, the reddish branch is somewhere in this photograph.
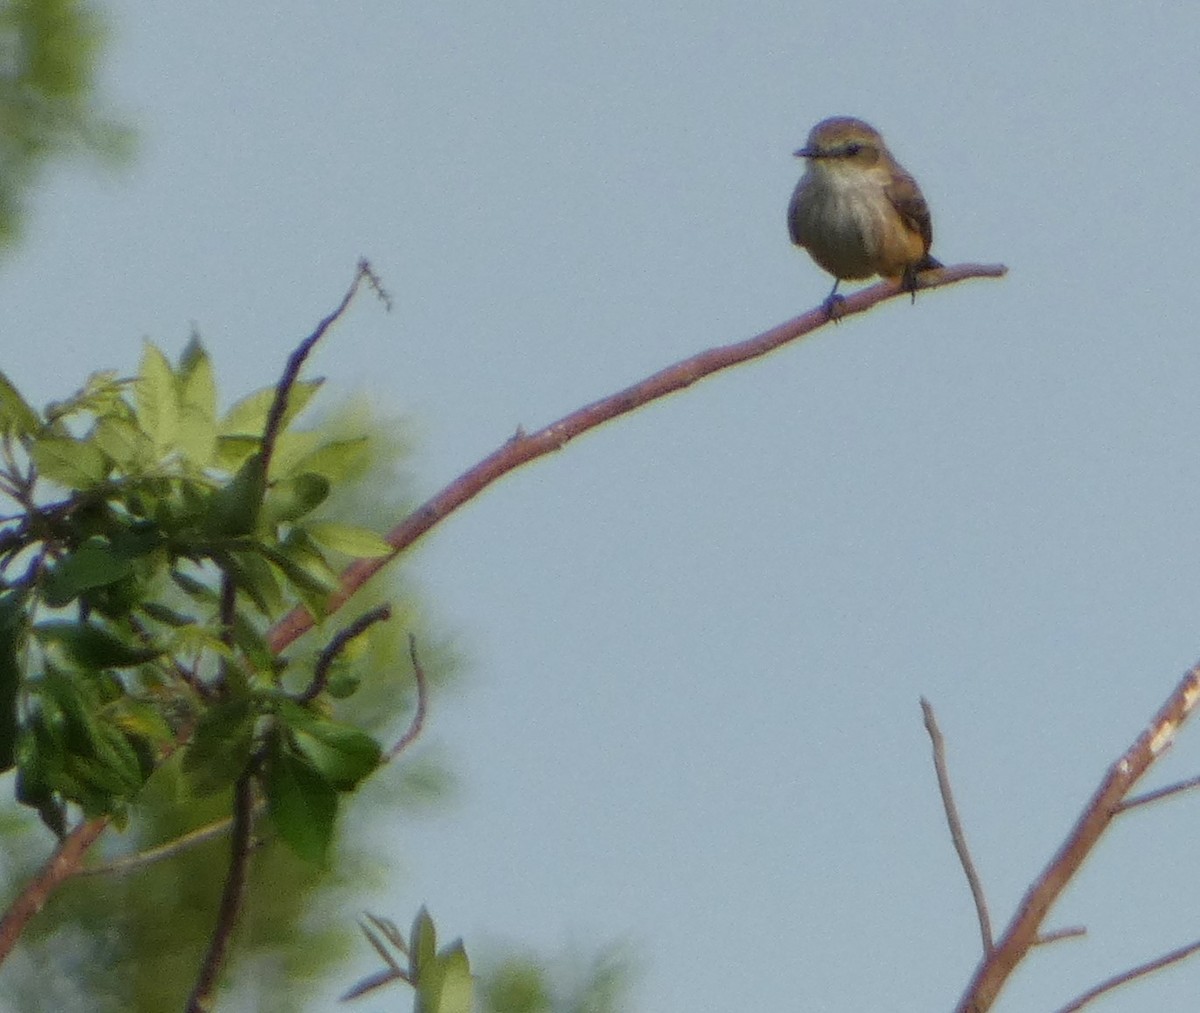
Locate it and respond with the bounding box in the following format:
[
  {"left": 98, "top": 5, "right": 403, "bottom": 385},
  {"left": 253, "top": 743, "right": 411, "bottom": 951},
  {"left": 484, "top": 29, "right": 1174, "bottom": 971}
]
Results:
[
  {"left": 956, "top": 660, "right": 1200, "bottom": 1011},
  {"left": 268, "top": 261, "right": 1006, "bottom": 654},
  {"left": 0, "top": 261, "right": 1004, "bottom": 977}
]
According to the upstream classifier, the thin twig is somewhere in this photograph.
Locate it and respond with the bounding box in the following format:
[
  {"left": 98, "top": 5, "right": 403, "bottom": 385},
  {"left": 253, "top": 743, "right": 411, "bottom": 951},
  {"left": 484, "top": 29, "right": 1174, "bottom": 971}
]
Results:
[
  {"left": 1035, "top": 926, "right": 1087, "bottom": 946},
  {"left": 921, "top": 698, "right": 993, "bottom": 955},
  {"left": 76, "top": 816, "right": 237, "bottom": 876},
  {"left": 268, "top": 262, "right": 1006, "bottom": 653},
  {"left": 340, "top": 914, "right": 412, "bottom": 1002},
  {"left": 186, "top": 769, "right": 257, "bottom": 1012},
  {"left": 297, "top": 604, "right": 393, "bottom": 704},
  {"left": 956, "top": 660, "right": 1200, "bottom": 1012},
  {"left": 387, "top": 634, "right": 428, "bottom": 760},
  {"left": 1115, "top": 773, "right": 1200, "bottom": 813},
  {"left": 1054, "top": 937, "right": 1200, "bottom": 1013},
  {"left": 260, "top": 260, "right": 385, "bottom": 478}
]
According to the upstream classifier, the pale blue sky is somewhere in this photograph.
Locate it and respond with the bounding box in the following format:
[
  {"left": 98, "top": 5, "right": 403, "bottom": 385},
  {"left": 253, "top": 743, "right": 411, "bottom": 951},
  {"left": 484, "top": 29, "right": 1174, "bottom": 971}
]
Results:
[{"left": 5, "top": 3, "right": 1200, "bottom": 1010}]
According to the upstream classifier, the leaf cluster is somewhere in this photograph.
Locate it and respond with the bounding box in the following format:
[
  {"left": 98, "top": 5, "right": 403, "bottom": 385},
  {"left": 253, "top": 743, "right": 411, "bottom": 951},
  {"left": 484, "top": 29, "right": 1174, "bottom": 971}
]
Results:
[
  {"left": 0, "top": 338, "right": 393, "bottom": 863},
  {"left": 343, "top": 908, "right": 473, "bottom": 1011}
]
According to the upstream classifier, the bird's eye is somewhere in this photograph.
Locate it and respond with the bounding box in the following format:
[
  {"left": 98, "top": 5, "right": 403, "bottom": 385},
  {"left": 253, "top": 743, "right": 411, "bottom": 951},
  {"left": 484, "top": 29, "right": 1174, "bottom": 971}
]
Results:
[{"left": 845, "top": 143, "right": 861, "bottom": 156}]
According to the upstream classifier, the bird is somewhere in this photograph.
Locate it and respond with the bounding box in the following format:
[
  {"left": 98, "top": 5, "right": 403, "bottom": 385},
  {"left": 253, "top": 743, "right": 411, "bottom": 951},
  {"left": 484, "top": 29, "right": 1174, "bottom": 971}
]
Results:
[{"left": 787, "top": 116, "right": 941, "bottom": 315}]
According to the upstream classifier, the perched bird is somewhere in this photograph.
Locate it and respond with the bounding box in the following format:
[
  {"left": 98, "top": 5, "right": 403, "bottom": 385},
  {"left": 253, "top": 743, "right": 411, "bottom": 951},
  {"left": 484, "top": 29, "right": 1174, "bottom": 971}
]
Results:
[{"left": 787, "top": 116, "right": 940, "bottom": 314}]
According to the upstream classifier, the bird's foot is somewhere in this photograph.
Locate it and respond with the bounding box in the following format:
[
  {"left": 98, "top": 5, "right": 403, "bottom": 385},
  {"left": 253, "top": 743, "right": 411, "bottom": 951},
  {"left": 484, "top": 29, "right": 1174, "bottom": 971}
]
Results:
[{"left": 822, "top": 292, "right": 847, "bottom": 322}]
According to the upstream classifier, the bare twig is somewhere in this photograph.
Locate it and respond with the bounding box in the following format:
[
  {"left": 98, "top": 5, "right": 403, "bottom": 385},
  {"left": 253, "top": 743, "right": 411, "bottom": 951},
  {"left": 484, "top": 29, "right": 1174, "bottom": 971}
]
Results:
[
  {"left": 268, "top": 262, "right": 1006, "bottom": 654},
  {"left": 76, "top": 816, "right": 237, "bottom": 876},
  {"left": 956, "top": 660, "right": 1200, "bottom": 1012},
  {"left": 340, "top": 913, "right": 412, "bottom": 1002},
  {"left": 921, "top": 698, "right": 993, "bottom": 955},
  {"left": 386, "top": 634, "right": 429, "bottom": 760},
  {"left": 260, "top": 260, "right": 386, "bottom": 478},
  {"left": 1115, "top": 773, "right": 1200, "bottom": 813},
  {"left": 186, "top": 769, "right": 257, "bottom": 1012},
  {"left": 297, "top": 604, "right": 393, "bottom": 704},
  {"left": 1054, "top": 937, "right": 1200, "bottom": 1013},
  {"left": 1036, "top": 926, "right": 1087, "bottom": 946}
]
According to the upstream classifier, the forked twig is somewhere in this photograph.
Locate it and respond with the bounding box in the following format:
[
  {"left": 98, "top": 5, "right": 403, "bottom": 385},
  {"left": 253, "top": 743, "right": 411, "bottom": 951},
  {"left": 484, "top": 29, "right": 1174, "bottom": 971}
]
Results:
[
  {"left": 260, "top": 259, "right": 388, "bottom": 478},
  {"left": 956, "top": 660, "right": 1200, "bottom": 1012}
]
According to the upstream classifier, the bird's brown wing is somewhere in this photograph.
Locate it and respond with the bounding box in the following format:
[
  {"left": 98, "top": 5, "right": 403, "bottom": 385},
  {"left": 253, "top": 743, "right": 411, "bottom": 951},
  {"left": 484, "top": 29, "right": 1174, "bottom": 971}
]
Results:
[{"left": 886, "top": 169, "right": 933, "bottom": 254}]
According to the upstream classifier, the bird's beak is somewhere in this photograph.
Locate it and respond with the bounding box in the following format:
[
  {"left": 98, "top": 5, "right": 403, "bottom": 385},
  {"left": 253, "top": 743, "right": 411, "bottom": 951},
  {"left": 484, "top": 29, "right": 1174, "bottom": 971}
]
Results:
[{"left": 794, "top": 146, "right": 820, "bottom": 159}]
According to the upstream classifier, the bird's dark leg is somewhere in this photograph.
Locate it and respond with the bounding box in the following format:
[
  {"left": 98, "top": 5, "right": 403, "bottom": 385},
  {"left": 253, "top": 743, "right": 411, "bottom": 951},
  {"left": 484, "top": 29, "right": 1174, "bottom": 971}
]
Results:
[
  {"left": 822, "top": 278, "right": 846, "bottom": 321},
  {"left": 903, "top": 256, "right": 942, "bottom": 304}
]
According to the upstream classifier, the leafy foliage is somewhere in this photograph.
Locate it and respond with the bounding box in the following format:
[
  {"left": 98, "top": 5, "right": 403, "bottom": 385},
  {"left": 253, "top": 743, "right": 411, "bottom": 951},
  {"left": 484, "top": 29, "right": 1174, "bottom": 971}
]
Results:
[
  {"left": 342, "top": 908, "right": 474, "bottom": 1012},
  {"left": 0, "top": 0, "right": 133, "bottom": 248},
  {"left": 0, "top": 339, "right": 392, "bottom": 845}
]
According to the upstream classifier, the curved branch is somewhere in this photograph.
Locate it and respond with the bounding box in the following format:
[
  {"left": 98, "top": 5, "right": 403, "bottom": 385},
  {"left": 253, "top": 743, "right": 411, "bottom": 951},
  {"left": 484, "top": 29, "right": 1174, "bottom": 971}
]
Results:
[
  {"left": 0, "top": 260, "right": 1006, "bottom": 967},
  {"left": 269, "top": 262, "right": 1006, "bottom": 653},
  {"left": 386, "top": 634, "right": 429, "bottom": 761},
  {"left": 297, "top": 604, "right": 393, "bottom": 704}
]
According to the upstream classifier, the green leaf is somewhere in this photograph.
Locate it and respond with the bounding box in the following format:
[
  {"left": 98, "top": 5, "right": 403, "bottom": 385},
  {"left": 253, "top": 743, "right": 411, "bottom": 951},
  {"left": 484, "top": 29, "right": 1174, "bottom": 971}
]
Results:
[
  {"left": 42, "top": 541, "right": 135, "bottom": 607},
  {"left": 169, "top": 566, "right": 219, "bottom": 604},
  {"left": 220, "top": 379, "right": 323, "bottom": 438},
  {"left": 205, "top": 453, "right": 267, "bottom": 536},
  {"left": 0, "top": 370, "right": 40, "bottom": 434},
  {"left": 259, "top": 538, "right": 338, "bottom": 618},
  {"left": 35, "top": 619, "right": 161, "bottom": 670},
  {"left": 263, "top": 472, "right": 330, "bottom": 525},
  {"left": 29, "top": 434, "right": 109, "bottom": 488},
  {"left": 138, "top": 601, "right": 196, "bottom": 628},
  {"left": 416, "top": 941, "right": 473, "bottom": 1013},
  {"left": 110, "top": 699, "right": 173, "bottom": 745},
  {"left": 225, "top": 548, "right": 285, "bottom": 616},
  {"left": 212, "top": 434, "right": 260, "bottom": 472},
  {"left": 485, "top": 959, "right": 552, "bottom": 1013},
  {"left": 305, "top": 521, "right": 392, "bottom": 559},
  {"left": 91, "top": 415, "right": 148, "bottom": 470},
  {"left": 183, "top": 698, "right": 255, "bottom": 795},
  {"left": 288, "top": 437, "right": 371, "bottom": 482},
  {"left": 411, "top": 907, "right": 437, "bottom": 974},
  {"left": 178, "top": 343, "right": 217, "bottom": 466},
  {"left": 264, "top": 737, "right": 337, "bottom": 866},
  {"left": 136, "top": 342, "right": 180, "bottom": 457},
  {"left": 281, "top": 710, "right": 381, "bottom": 790},
  {"left": 0, "top": 592, "right": 27, "bottom": 771}
]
